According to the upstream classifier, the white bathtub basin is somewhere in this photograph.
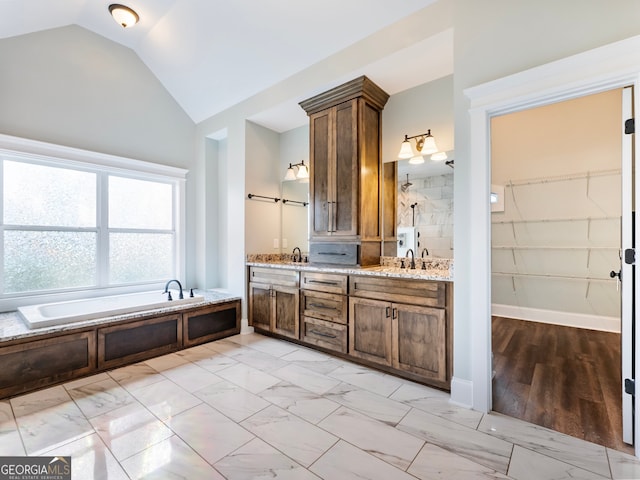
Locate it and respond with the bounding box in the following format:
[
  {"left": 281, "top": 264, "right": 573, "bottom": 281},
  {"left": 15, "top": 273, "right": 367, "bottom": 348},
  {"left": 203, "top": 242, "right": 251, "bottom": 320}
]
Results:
[{"left": 18, "top": 290, "right": 204, "bottom": 329}]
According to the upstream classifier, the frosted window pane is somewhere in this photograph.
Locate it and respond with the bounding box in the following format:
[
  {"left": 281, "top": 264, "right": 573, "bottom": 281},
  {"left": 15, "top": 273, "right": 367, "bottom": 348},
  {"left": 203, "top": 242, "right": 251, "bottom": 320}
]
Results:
[
  {"left": 109, "top": 177, "right": 173, "bottom": 229},
  {"left": 4, "top": 160, "right": 96, "bottom": 227},
  {"left": 4, "top": 231, "right": 96, "bottom": 293},
  {"left": 110, "top": 233, "right": 173, "bottom": 283}
]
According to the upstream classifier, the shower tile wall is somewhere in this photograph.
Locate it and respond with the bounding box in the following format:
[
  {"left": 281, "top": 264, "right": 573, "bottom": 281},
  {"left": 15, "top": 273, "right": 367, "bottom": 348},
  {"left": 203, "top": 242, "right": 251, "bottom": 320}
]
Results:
[{"left": 397, "top": 173, "right": 453, "bottom": 258}]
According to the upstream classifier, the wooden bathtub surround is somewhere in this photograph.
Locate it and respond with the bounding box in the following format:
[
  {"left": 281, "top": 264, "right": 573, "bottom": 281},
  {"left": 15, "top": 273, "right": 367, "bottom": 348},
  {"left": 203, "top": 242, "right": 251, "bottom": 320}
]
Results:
[
  {"left": 0, "top": 298, "right": 240, "bottom": 399},
  {"left": 248, "top": 264, "right": 453, "bottom": 390}
]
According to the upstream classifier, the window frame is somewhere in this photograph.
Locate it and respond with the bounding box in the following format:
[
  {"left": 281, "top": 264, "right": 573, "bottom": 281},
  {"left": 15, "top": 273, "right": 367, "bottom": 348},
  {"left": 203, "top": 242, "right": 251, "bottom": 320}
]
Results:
[{"left": 0, "top": 134, "right": 187, "bottom": 312}]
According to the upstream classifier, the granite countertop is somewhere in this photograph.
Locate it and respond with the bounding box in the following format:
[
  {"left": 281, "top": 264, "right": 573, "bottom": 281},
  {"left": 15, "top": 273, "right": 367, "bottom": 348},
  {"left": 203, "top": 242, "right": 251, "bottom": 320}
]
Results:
[
  {"left": 0, "top": 289, "right": 240, "bottom": 343},
  {"left": 246, "top": 260, "right": 453, "bottom": 282}
]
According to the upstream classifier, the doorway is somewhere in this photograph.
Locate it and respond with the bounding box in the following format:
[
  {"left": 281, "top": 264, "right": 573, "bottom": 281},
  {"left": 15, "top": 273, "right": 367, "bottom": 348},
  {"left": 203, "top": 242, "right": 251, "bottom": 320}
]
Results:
[
  {"left": 489, "top": 89, "right": 630, "bottom": 452},
  {"left": 462, "top": 34, "right": 640, "bottom": 459}
]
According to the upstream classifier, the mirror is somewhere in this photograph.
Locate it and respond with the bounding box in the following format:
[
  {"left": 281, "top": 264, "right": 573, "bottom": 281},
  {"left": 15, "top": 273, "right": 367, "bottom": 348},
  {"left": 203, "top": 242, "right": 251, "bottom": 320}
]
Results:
[
  {"left": 386, "top": 151, "right": 454, "bottom": 258},
  {"left": 281, "top": 180, "right": 309, "bottom": 254}
]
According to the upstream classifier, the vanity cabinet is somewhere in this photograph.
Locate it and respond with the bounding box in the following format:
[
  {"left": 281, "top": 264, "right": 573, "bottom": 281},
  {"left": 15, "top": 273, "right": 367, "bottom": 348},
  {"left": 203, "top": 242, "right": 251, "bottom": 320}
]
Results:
[
  {"left": 349, "top": 275, "right": 451, "bottom": 387},
  {"left": 300, "top": 76, "right": 390, "bottom": 267},
  {"left": 246, "top": 263, "right": 452, "bottom": 390},
  {"left": 300, "top": 271, "right": 348, "bottom": 353},
  {"left": 249, "top": 267, "right": 300, "bottom": 339}
]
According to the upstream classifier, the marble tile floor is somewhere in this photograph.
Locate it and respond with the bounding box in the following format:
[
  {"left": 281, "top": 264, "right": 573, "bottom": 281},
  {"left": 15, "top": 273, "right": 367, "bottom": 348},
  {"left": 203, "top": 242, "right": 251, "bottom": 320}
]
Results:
[{"left": 1, "top": 332, "right": 640, "bottom": 479}]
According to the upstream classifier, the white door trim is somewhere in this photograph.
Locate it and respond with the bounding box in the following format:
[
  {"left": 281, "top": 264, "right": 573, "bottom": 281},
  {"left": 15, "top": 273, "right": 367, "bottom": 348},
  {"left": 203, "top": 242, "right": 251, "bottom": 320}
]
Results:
[
  {"left": 621, "top": 85, "right": 633, "bottom": 445},
  {"left": 463, "top": 34, "right": 640, "bottom": 455}
]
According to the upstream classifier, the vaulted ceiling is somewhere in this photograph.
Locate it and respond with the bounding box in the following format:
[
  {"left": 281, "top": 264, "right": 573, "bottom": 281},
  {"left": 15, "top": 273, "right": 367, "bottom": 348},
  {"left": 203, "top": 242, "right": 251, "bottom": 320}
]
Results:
[{"left": 0, "top": 0, "right": 453, "bottom": 131}]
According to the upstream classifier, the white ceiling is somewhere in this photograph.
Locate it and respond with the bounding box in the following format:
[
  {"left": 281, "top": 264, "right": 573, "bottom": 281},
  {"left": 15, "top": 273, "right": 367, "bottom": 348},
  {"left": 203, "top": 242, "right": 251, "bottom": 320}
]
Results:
[{"left": 0, "top": 0, "right": 453, "bottom": 131}]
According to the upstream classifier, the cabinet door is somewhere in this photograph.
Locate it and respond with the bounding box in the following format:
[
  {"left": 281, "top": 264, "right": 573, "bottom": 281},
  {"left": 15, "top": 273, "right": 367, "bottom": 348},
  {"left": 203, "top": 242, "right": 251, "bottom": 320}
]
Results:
[
  {"left": 310, "top": 109, "right": 332, "bottom": 236},
  {"left": 249, "top": 282, "right": 272, "bottom": 332},
  {"left": 273, "top": 285, "right": 299, "bottom": 339},
  {"left": 333, "top": 100, "right": 358, "bottom": 236},
  {"left": 183, "top": 301, "right": 240, "bottom": 347},
  {"left": 392, "top": 304, "right": 447, "bottom": 382},
  {"left": 349, "top": 297, "right": 392, "bottom": 366}
]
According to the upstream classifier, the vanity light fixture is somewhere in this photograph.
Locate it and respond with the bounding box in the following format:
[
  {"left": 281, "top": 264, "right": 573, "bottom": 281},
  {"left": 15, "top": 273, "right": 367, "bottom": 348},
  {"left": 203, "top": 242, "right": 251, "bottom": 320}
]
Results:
[
  {"left": 284, "top": 160, "right": 309, "bottom": 181},
  {"left": 109, "top": 4, "right": 139, "bottom": 28},
  {"left": 431, "top": 151, "right": 448, "bottom": 161},
  {"left": 408, "top": 156, "right": 425, "bottom": 165},
  {"left": 398, "top": 130, "right": 438, "bottom": 159}
]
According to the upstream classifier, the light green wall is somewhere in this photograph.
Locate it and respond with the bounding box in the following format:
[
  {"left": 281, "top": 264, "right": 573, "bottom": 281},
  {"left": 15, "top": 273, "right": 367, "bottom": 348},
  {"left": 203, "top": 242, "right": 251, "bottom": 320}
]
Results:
[
  {"left": 382, "top": 76, "right": 454, "bottom": 165},
  {"left": 245, "top": 122, "right": 282, "bottom": 254},
  {"left": 0, "top": 25, "right": 194, "bottom": 166}
]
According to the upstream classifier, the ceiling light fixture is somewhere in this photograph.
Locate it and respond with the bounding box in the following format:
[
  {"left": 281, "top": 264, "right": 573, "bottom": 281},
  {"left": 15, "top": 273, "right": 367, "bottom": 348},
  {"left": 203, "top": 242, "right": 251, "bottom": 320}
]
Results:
[
  {"left": 109, "top": 4, "right": 139, "bottom": 28},
  {"left": 398, "top": 130, "right": 438, "bottom": 159},
  {"left": 284, "top": 160, "right": 309, "bottom": 181}
]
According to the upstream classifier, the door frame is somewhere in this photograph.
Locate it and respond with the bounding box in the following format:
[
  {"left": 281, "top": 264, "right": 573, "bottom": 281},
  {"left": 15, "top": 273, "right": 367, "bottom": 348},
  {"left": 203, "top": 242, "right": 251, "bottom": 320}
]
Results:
[{"left": 463, "top": 35, "right": 640, "bottom": 456}]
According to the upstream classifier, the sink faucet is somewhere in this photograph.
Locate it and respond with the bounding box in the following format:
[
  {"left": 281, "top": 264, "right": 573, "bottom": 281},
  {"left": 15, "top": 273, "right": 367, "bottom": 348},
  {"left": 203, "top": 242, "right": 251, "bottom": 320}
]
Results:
[
  {"left": 405, "top": 249, "right": 416, "bottom": 270},
  {"left": 292, "top": 247, "right": 302, "bottom": 262},
  {"left": 420, "top": 248, "right": 430, "bottom": 269},
  {"left": 164, "top": 279, "right": 184, "bottom": 301}
]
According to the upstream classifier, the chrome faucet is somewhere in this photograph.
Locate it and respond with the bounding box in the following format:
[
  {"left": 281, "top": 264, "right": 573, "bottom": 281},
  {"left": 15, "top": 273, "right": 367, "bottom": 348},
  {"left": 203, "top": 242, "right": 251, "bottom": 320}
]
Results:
[
  {"left": 406, "top": 249, "right": 416, "bottom": 270},
  {"left": 292, "top": 247, "right": 302, "bottom": 263},
  {"left": 164, "top": 279, "right": 184, "bottom": 300}
]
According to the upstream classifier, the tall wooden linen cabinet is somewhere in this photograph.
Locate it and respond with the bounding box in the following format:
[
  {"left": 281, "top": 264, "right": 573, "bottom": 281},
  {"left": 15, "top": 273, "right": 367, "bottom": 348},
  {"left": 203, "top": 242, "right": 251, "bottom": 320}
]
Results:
[{"left": 299, "top": 76, "right": 392, "bottom": 267}]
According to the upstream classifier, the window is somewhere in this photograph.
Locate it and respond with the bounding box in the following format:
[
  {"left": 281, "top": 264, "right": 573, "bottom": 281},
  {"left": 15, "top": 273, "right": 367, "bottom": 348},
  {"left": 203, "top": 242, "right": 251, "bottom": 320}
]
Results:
[{"left": 0, "top": 135, "right": 187, "bottom": 307}]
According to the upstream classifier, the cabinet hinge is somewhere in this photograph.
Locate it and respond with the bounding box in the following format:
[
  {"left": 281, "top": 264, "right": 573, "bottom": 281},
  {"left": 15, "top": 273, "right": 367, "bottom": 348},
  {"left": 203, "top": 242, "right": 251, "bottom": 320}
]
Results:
[
  {"left": 625, "top": 378, "right": 635, "bottom": 396},
  {"left": 625, "top": 118, "right": 635, "bottom": 134},
  {"left": 625, "top": 248, "right": 635, "bottom": 265}
]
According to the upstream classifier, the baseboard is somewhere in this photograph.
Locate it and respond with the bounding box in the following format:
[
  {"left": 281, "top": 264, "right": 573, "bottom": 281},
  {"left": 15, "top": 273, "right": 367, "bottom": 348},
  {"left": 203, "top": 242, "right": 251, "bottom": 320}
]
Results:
[
  {"left": 450, "top": 377, "right": 474, "bottom": 409},
  {"left": 492, "top": 304, "right": 620, "bottom": 333},
  {"left": 240, "top": 318, "right": 254, "bottom": 334}
]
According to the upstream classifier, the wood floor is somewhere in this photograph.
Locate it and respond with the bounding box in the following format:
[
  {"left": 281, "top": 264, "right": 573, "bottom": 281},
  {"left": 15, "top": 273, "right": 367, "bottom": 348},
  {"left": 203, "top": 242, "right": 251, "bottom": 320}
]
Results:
[{"left": 492, "top": 316, "right": 633, "bottom": 454}]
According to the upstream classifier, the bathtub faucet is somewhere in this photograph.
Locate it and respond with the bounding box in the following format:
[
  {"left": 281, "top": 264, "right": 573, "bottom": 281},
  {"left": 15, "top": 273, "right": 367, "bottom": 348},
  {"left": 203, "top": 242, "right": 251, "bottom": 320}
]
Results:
[{"left": 163, "top": 279, "right": 184, "bottom": 301}]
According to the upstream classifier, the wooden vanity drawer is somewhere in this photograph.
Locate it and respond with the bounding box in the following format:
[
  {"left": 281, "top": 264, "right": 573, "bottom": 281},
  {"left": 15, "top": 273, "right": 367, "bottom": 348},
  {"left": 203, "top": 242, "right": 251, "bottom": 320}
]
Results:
[
  {"left": 349, "top": 275, "right": 446, "bottom": 308},
  {"left": 301, "top": 317, "right": 347, "bottom": 354},
  {"left": 301, "top": 271, "right": 348, "bottom": 294},
  {"left": 249, "top": 267, "right": 299, "bottom": 287},
  {"left": 301, "top": 290, "right": 347, "bottom": 324}
]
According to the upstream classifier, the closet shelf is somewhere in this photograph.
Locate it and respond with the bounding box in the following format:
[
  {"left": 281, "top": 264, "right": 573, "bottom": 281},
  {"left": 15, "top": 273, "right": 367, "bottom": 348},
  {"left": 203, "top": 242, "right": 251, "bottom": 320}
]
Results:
[
  {"left": 503, "top": 169, "right": 621, "bottom": 187},
  {"left": 492, "top": 271, "right": 612, "bottom": 282},
  {"left": 492, "top": 245, "right": 618, "bottom": 251},
  {"left": 492, "top": 216, "right": 618, "bottom": 225}
]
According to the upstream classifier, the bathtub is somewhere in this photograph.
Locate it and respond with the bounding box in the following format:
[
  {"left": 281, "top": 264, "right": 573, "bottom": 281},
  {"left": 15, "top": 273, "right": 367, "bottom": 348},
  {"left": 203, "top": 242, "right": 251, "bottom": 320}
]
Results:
[{"left": 18, "top": 290, "right": 204, "bottom": 329}]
